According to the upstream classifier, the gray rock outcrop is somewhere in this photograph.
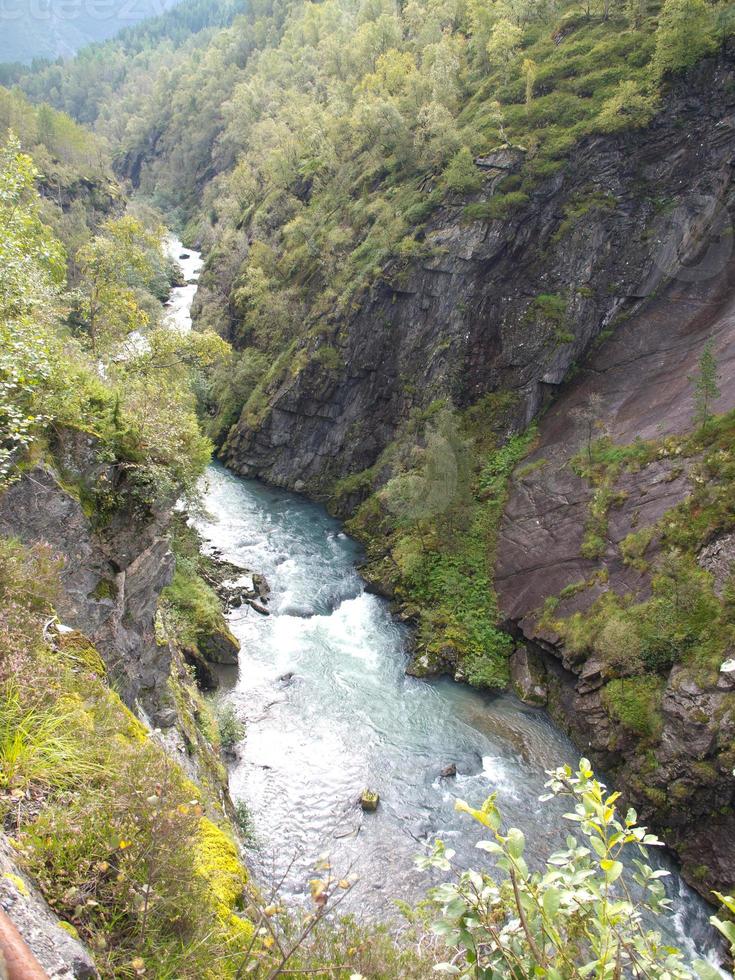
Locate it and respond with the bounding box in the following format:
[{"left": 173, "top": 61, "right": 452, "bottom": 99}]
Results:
[
  {"left": 0, "top": 430, "right": 175, "bottom": 724},
  {"left": 0, "top": 838, "right": 98, "bottom": 979}
]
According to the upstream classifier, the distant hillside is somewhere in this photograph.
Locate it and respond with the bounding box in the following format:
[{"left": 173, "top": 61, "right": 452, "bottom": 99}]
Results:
[
  {"left": 1, "top": 0, "right": 181, "bottom": 64},
  {"left": 0, "top": 0, "right": 244, "bottom": 68}
]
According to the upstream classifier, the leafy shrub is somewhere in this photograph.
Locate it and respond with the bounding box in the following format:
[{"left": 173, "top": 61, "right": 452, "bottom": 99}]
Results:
[
  {"left": 652, "top": 0, "right": 717, "bottom": 78},
  {"left": 443, "top": 147, "right": 483, "bottom": 194},
  {"left": 465, "top": 191, "right": 530, "bottom": 222},
  {"left": 420, "top": 759, "right": 706, "bottom": 977},
  {"left": 216, "top": 702, "right": 245, "bottom": 751}
]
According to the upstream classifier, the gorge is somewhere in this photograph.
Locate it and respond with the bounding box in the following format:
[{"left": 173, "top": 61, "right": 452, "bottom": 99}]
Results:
[{"left": 3, "top": 0, "right": 735, "bottom": 975}]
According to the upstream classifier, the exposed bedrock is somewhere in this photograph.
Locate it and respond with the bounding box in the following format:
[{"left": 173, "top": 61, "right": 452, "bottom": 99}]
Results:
[
  {"left": 495, "top": 251, "right": 735, "bottom": 900},
  {"left": 0, "top": 428, "right": 175, "bottom": 724}
]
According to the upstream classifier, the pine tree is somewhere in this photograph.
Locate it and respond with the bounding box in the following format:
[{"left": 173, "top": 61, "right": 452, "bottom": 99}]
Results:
[{"left": 691, "top": 339, "right": 721, "bottom": 428}]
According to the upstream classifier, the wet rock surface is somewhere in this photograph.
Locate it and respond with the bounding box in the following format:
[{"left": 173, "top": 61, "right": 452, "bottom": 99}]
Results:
[
  {"left": 202, "top": 550, "right": 271, "bottom": 615},
  {"left": 510, "top": 647, "right": 548, "bottom": 706}
]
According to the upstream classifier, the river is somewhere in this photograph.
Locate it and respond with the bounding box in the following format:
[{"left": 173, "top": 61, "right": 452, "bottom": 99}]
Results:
[{"left": 164, "top": 238, "right": 725, "bottom": 969}]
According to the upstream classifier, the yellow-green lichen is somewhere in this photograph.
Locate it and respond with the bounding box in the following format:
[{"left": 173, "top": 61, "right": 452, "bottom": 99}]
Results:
[
  {"left": 2, "top": 872, "right": 29, "bottom": 896},
  {"left": 195, "top": 817, "right": 252, "bottom": 942}
]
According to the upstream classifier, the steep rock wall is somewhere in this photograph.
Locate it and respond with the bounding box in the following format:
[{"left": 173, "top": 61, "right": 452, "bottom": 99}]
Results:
[
  {"left": 0, "top": 429, "right": 175, "bottom": 724},
  {"left": 224, "top": 52, "right": 735, "bottom": 498},
  {"left": 495, "top": 245, "right": 735, "bottom": 900}
]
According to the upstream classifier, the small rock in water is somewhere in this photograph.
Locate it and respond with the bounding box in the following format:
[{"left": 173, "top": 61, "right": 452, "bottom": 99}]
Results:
[
  {"left": 278, "top": 671, "right": 295, "bottom": 684},
  {"left": 360, "top": 789, "right": 380, "bottom": 812},
  {"left": 249, "top": 600, "right": 270, "bottom": 616},
  {"left": 440, "top": 763, "right": 457, "bottom": 778},
  {"left": 179, "top": 252, "right": 190, "bottom": 259}
]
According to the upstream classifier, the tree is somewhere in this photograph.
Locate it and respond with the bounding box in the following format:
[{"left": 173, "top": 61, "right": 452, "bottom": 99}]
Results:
[
  {"left": 421, "top": 758, "right": 714, "bottom": 978},
  {"left": 76, "top": 216, "right": 165, "bottom": 356},
  {"left": 381, "top": 407, "right": 471, "bottom": 542},
  {"left": 486, "top": 18, "right": 523, "bottom": 84},
  {"left": 596, "top": 80, "right": 658, "bottom": 132},
  {"left": 0, "top": 134, "right": 64, "bottom": 484},
  {"left": 522, "top": 57, "right": 537, "bottom": 106},
  {"left": 652, "top": 0, "right": 717, "bottom": 78},
  {"left": 690, "top": 339, "right": 720, "bottom": 428},
  {"left": 571, "top": 392, "right": 605, "bottom": 467},
  {"left": 413, "top": 101, "right": 460, "bottom": 168}
]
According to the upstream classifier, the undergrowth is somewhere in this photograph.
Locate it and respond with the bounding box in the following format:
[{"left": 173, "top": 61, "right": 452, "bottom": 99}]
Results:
[{"left": 341, "top": 398, "right": 536, "bottom": 688}]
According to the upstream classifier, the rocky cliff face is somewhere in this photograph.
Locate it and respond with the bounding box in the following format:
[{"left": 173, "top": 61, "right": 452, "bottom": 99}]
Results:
[
  {"left": 0, "top": 428, "right": 175, "bottom": 724},
  {"left": 224, "top": 52, "right": 735, "bottom": 498},
  {"left": 494, "top": 243, "right": 735, "bottom": 900}
]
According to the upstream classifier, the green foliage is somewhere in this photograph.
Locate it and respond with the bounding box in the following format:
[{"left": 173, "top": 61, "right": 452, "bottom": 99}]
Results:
[
  {"left": 596, "top": 79, "right": 658, "bottom": 132},
  {"left": 690, "top": 339, "right": 721, "bottom": 429},
  {"left": 0, "top": 537, "right": 254, "bottom": 977},
  {"left": 602, "top": 675, "right": 664, "bottom": 737},
  {"left": 0, "top": 135, "right": 64, "bottom": 483},
  {"left": 16, "top": 0, "right": 724, "bottom": 415},
  {"left": 553, "top": 188, "right": 616, "bottom": 242},
  {"left": 0, "top": 86, "right": 109, "bottom": 182},
  {"left": 555, "top": 550, "right": 726, "bottom": 677},
  {"left": 312, "top": 344, "right": 343, "bottom": 373},
  {"left": 348, "top": 407, "right": 536, "bottom": 687},
  {"left": 215, "top": 702, "right": 245, "bottom": 752},
  {"left": 74, "top": 214, "right": 166, "bottom": 356},
  {"left": 711, "top": 893, "right": 735, "bottom": 963},
  {"left": 0, "top": 128, "right": 224, "bottom": 505},
  {"left": 161, "top": 548, "right": 229, "bottom": 661},
  {"left": 0, "top": 683, "right": 101, "bottom": 794},
  {"left": 652, "top": 0, "right": 718, "bottom": 78},
  {"left": 443, "top": 146, "right": 483, "bottom": 194},
  {"left": 420, "top": 758, "right": 703, "bottom": 977},
  {"left": 465, "top": 190, "right": 530, "bottom": 221},
  {"left": 198, "top": 347, "right": 269, "bottom": 446},
  {"left": 528, "top": 292, "right": 568, "bottom": 327}
]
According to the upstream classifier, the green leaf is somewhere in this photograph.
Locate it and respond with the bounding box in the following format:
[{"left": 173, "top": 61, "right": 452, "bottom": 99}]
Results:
[
  {"left": 507, "top": 828, "right": 525, "bottom": 859},
  {"left": 542, "top": 886, "right": 561, "bottom": 920},
  {"left": 589, "top": 837, "right": 607, "bottom": 858},
  {"left": 694, "top": 961, "right": 725, "bottom": 980},
  {"left": 711, "top": 916, "right": 735, "bottom": 946},
  {"left": 600, "top": 859, "right": 623, "bottom": 883}
]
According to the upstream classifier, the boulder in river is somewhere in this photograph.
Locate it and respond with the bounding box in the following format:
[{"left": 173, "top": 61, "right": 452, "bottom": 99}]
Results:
[
  {"left": 510, "top": 647, "right": 548, "bottom": 706},
  {"left": 179, "top": 252, "right": 190, "bottom": 259},
  {"left": 360, "top": 789, "right": 379, "bottom": 812},
  {"left": 440, "top": 763, "right": 457, "bottom": 778},
  {"left": 249, "top": 600, "right": 270, "bottom": 616}
]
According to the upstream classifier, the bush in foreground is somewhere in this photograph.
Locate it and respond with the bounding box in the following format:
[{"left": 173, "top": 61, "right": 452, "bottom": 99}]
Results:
[{"left": 420, "top": 759, "right": 731, "bottom": 979}]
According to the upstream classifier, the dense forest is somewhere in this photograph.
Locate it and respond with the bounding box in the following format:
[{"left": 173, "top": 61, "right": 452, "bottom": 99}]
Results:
[{"left": 3, "top": 0, "right": 735, "bottom": 975}]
